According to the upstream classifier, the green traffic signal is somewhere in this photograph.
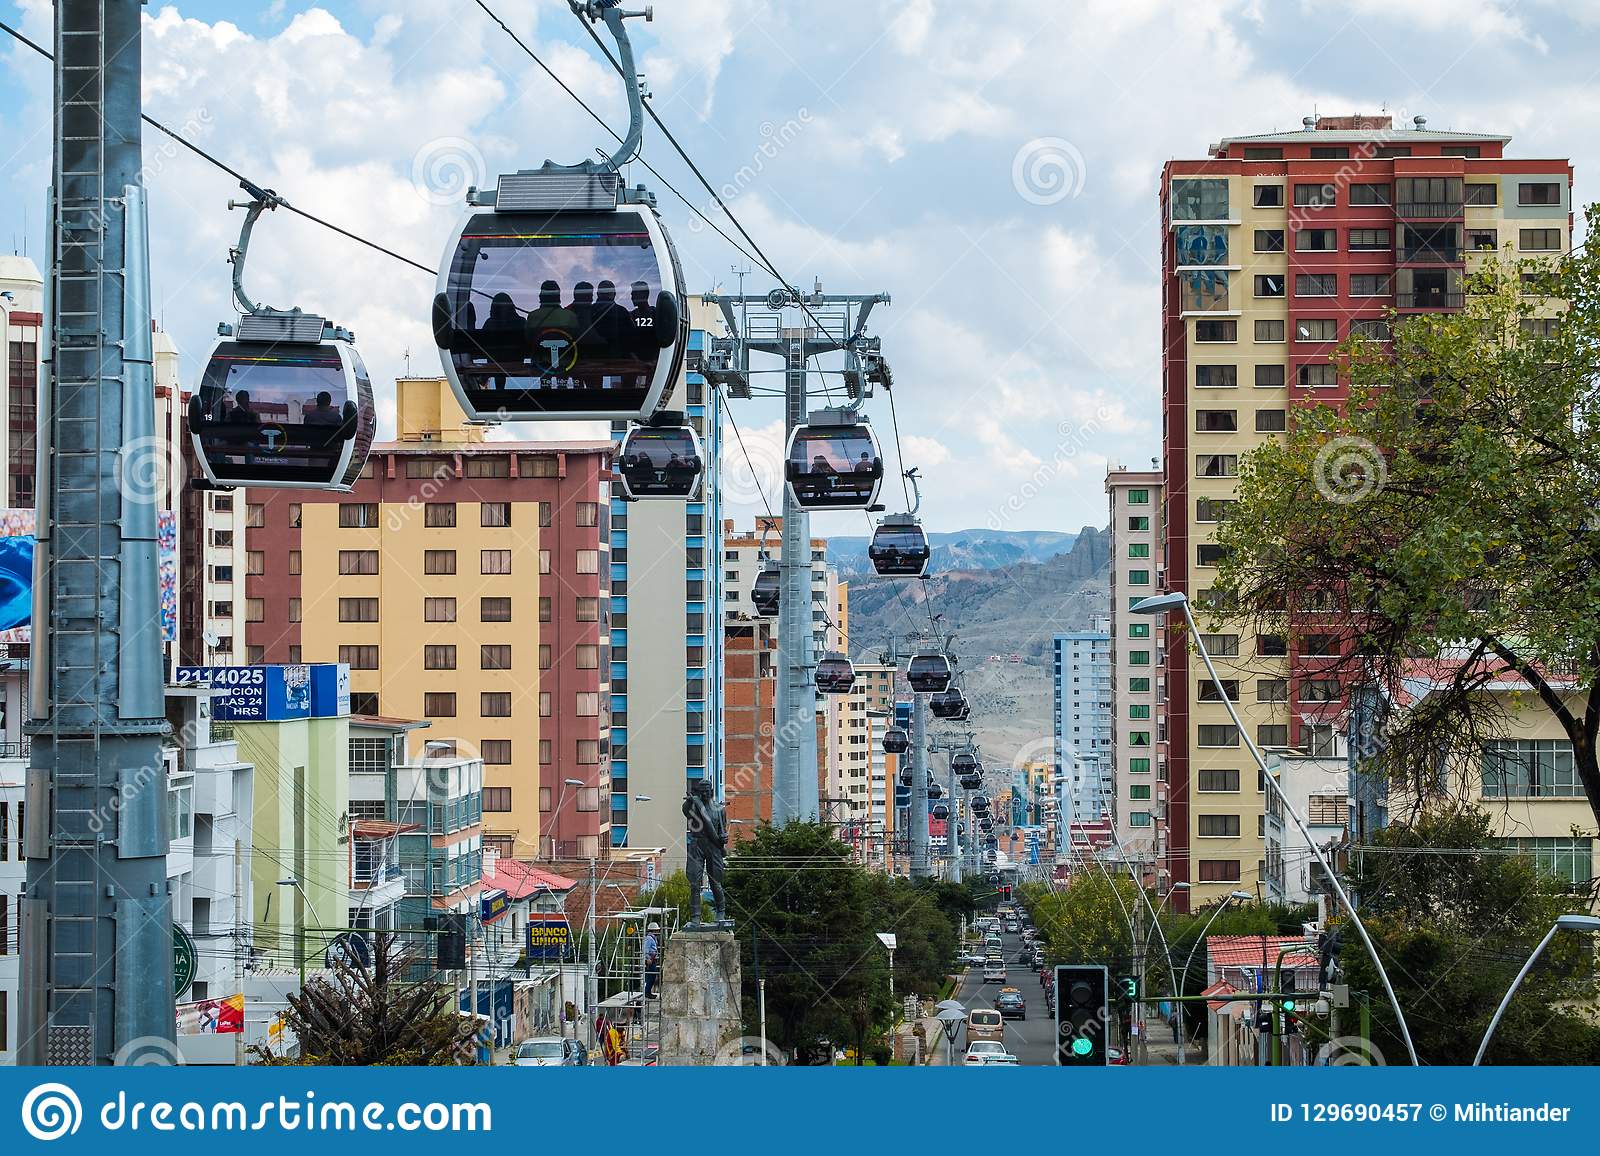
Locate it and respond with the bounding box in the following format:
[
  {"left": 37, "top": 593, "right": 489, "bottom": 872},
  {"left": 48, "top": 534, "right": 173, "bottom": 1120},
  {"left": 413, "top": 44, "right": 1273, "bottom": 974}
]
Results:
[
  {"left": 1071, "top": 1037, "right": 1093, "bottom": 1057},
  {"left": 1281, "top": 999, "right": 1297, "bottom": 1013}
]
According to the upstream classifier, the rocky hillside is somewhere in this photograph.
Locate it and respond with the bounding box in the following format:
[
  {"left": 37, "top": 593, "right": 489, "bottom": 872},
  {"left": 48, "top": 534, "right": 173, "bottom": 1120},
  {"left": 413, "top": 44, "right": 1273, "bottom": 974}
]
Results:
[
  {"left": 826, "top": 527, "right": 1079, "bottom": 580},
  {"left": 843, "top": 526, "right": 1110, "bottom": 768}
]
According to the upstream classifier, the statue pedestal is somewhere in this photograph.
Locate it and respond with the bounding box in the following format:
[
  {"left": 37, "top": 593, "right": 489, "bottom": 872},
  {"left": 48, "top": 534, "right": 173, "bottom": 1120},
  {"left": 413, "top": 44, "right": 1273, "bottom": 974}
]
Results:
[{"left": 658, "top": 927, "right": 743, "bottom": 1065}]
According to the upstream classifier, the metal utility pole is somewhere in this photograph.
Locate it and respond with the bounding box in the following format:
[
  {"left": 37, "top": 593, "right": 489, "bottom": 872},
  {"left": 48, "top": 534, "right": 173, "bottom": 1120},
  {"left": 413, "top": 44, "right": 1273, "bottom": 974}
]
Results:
[
  {"left": 909, "top": 692, "right": 930, "bottom": 878},
  {"left": 705, "top": 288, "right": 888, "bottom": 825},
  {"left": 20, "top": 0, "right": 173, "bottom": 1065}
]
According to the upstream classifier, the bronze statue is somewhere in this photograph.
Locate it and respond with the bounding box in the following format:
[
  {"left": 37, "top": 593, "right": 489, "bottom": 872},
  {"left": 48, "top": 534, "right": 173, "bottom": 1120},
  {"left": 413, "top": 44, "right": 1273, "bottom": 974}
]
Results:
[{"left": 683, "top": 778, "right": 730, "bottom": 928}]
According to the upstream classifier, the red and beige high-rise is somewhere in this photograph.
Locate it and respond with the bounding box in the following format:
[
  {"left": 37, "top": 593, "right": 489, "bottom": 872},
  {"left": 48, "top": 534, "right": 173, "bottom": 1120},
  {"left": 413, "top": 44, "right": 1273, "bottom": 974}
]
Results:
[{"left": 1160, "top": 114, "right": 1572, "bottom": 911}]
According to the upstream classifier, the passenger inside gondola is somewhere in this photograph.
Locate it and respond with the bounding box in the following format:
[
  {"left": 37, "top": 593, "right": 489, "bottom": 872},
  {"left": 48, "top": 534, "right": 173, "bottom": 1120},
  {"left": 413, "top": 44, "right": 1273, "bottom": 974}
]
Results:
[{"left": 304, "top": 391, "right": 342, "bottom": 425}]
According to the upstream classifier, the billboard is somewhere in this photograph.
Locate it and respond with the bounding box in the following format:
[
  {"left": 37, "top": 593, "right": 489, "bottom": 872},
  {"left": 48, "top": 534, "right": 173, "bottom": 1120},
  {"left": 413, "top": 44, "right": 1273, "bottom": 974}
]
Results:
[
  {"left": 0, "top": 508, "right": 177, "bottom": 644},
  {"left": 177, "top": 993, "right": 244, "bottom": 1035},
  {"left": 175, "top": 663, "right": 328, "bottom": 721},
  {"left": 526, "top": 912, "right": 572, "bottom": 961}
]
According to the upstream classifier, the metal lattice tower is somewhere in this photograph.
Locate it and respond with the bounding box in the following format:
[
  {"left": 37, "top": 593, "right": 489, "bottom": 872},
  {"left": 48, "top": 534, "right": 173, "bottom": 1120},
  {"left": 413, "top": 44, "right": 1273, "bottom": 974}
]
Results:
[
  {"left": 704, "top": 289, "right": 888, "bottom": 826},
  {"left": 19, "top": 0, "right": 174, "bottom": 1065}
]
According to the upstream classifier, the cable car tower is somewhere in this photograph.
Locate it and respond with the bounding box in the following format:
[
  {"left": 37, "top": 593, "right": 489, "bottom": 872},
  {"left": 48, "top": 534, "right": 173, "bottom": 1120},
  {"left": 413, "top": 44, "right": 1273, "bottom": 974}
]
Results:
[{"left": 703, "top": 285, "right": 890, "bottom": 825}]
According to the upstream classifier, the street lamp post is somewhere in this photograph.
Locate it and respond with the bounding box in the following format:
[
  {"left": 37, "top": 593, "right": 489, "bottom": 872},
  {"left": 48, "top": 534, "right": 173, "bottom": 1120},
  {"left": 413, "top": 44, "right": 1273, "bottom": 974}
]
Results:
[
  {"left": 276, "top": 878, "right": 322, "bottom": 993},
  {"left": 935, "top": 1004, "right": 965, "bottom": 1066},
  {"left": 1474, "top": 914, "right": 1600, "bottom": 1065},
  {"left": 1133, "top": 591, "right": 1421, "bottom": 1066},
  {"left": 1174, "top": 889, "right": 1252, "bottom": 1064}
]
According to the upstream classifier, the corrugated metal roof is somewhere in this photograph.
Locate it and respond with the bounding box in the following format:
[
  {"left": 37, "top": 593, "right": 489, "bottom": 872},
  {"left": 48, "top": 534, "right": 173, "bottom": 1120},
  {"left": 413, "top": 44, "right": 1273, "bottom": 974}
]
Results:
[
  {"left": 1216, "top": 129, "right": 1509, "bottom": 146},
  {"left": 1206, "top": 934, "right": 1318, "bottom": 969}
]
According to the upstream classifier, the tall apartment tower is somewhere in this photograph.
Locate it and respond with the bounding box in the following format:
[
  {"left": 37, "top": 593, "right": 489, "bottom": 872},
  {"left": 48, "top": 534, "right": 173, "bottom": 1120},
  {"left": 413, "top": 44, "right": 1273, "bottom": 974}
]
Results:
[
  {"left": 1053, "top": 622, "right": 1112, "bottom": 838},
  {"left": 607, "top": 313, "right": 724, "bottom": 863},
  {"left": 1105, "top": 469, "right": 1166, "bottom": 881},
  {"left": 1161, "top": 113, "right": 1573, "bottom": 910},
  {"left": 244, "top": 378, "right": 613, "bottom": 864}
]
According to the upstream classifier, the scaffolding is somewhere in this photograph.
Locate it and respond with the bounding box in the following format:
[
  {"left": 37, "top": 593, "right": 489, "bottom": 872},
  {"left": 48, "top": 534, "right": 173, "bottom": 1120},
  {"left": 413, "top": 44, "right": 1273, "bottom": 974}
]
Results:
[{"left": 592, "top": 905, "right": 680, "bottom": 1063}]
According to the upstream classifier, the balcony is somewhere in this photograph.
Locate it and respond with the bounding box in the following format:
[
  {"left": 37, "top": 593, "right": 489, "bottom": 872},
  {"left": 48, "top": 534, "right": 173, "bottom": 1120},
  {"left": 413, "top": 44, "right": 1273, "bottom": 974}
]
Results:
[
  {"left": 1397, "top": 245, "right": 1461, "bottom": 264},
  {"left": 1395, "top": 201, "right": 1463, "bottom": 219},
  {"left": 1395, "top": 291, "right": 1464, "bottom": 310}
]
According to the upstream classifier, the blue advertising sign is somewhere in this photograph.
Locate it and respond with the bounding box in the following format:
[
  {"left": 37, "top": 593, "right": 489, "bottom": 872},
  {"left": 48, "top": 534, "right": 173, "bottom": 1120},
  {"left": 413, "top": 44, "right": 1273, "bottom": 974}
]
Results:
[
  {"left": 526, "top": 912, "right": 572, "bottom": 961},
  {"left": 175, "top": 664, "right": 319, "bottom": 722},
  {"left": 480, "top": 889, "right": 510, "bottom": 925},
  {"left": 310, "top": 662, "right": 351, "bottom": 717}
]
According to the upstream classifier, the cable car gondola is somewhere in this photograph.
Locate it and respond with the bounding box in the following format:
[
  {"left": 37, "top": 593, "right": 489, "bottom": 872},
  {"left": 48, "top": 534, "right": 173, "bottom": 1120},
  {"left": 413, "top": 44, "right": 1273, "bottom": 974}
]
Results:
[
  {"left": 959, "top": 774, "right": 983, "bottom": 791},
  {"left": 816, "top": 652, "right": 856, "bottom": 695},
  {"left": 868, "top": 513, "right": 930, "bottom": 577},
  {"left": 432, "top": 4, "right": 686, "bottom": 423},
  {"left": 785, "top": 408, "right": 882, "bottom": 510},
  {"left": 882, "top": 725, "right": 909, "bottom": 755},
  {"left": 899, "top": 767, "right": 912, "bottom": 788},
  {"left": 927, "top": 782, "right": 943, "bottom": 800},
  {"left": 929, "top": 686, "right": 968, "bottom": 720},
  {"left": 978, "top": 816, "right": 994, "bottom": 832},
  {"left": 191, "top": 192, "right": 376, "bottom": 491},
  {"left": 750, "top": 560, "right": 780, "bottom": 617},
  {"left": 906, "top": 652, "right": 952, "bottom": 694},
  {"left": 951, "top": 750, "right": 978, "bottom": 777},
  {"left": 616, "top": 415, "right": 702, "bottom": 500},
  {"left": 931, "top": 803, "right": 950, "bottom": 821}
]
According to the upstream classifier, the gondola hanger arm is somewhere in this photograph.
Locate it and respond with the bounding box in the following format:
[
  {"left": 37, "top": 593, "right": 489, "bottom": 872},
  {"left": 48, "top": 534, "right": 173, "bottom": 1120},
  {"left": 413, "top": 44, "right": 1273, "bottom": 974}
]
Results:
[
  {"left": 554, "top": 0, "right": 653, "bottom": 175},
  {"left": 227, "top": 184, "right": 284, "bottom": 317}
]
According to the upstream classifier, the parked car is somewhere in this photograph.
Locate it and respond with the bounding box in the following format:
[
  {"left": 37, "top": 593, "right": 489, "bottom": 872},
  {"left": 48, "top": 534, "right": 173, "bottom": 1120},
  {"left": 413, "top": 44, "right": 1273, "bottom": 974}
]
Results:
[
  {"left": 514, "top": 1037, "right": 588, "bottom": 1067},
  {"left": 963, "top": 1041, "right": 1018, "bottom": 1066},
  {"left": 995, "top": 988, "right": 1026, "bottom": 1019}
]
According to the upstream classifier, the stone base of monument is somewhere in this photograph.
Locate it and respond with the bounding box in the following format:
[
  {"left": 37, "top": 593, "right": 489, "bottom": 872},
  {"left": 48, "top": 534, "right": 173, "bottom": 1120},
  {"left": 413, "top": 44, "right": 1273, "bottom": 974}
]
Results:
[{"left": 658, "top": 927, "right": 743, "bottom": 1065}]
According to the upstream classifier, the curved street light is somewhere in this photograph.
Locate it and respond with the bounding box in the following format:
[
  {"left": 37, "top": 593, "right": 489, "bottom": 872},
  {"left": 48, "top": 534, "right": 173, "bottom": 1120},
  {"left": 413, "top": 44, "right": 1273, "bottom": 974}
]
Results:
[
  {"left": 1474, "top": 914, "right": 1600, "bottom": 1065},
  {"left": 1132, "top": 591, "right": 1421, "bottom": 1066},
  {"left": 1174, "top": 889, "right": 1252, "bottom": 1064}
]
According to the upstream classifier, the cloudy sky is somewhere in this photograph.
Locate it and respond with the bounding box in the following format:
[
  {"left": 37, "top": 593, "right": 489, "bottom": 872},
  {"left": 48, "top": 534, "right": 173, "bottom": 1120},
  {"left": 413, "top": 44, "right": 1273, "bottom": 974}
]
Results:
[{"left": 2, "top": 0, "right": 1597, "bottom": 536}]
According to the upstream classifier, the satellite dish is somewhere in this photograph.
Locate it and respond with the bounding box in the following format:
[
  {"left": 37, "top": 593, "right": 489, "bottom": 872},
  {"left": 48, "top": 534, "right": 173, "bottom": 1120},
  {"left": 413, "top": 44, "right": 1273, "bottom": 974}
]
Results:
[{"left": 202, "top": 630, "right": 221, "bottom": 649}]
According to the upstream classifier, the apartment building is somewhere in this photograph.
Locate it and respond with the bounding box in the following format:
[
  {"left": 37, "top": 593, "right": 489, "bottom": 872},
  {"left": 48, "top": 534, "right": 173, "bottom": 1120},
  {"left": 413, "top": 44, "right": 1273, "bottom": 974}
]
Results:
[
  {"left": 1105, "top": 469, "right": 1167, "bottom": 881},
  {"left": 724, "top": 619, "right": 776, "bottom": 836},
  {"left": 834, "top": 661, "right": 895, "bottom": 835},
  {"left": 607, "top": 316, "right": 724, "bottom": 860},
  {"left": 243, "top": 377, "right": 612, "bottom": 863},
  {"left": 1161, "top": 113, "right": 1572, "bottom": 910},
  {"left": 1053, "top": 623, "right": 1112, "bottom": 836},
  {"left": 720, "top": 518, "right": 830, "bottom": 650}
]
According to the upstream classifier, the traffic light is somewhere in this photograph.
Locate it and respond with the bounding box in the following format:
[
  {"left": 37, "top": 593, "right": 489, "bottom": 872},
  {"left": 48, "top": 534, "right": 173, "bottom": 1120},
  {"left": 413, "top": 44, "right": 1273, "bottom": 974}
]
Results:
[
  {"left": 435, "top": 912, "right": 467, "bottom": 971},
  {"left": 1054, "top": 964, "right": 1108, "bottom": 1066},
  {"left": 1118, "top": 975, "right": 1139, "bottom": 1004}
]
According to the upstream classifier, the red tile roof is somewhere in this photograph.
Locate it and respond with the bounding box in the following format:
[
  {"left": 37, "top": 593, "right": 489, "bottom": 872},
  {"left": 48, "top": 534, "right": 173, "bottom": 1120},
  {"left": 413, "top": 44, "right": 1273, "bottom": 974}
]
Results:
[
  {"left": 485, "top": 859, "right": 579, "bottom": 899},
  {"left": 1201, "top": 979, "right": 1237, "bottom": 1012},
  {"left": 1206, "top": 935, "right": 1318, "bottom": 970}
]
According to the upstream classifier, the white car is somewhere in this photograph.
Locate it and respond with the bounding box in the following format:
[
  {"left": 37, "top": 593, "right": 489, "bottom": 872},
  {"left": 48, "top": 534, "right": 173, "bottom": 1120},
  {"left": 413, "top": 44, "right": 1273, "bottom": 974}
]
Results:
[
  {"left": 983, "top": 959, "right": 1007, "bottom": 983},
  {"left": 963, "top": 1041, "right": 1019, "bottom": 1066},
  {"left": 513, "top": 1037, "right": 587, "bottom": 1067}
]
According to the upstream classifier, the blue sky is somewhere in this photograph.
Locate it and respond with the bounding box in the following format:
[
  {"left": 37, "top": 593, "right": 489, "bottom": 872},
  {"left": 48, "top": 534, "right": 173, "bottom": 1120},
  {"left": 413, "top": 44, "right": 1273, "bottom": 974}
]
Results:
[{"left": 2, "top": 0, "right": 1598, "bottom": 535}]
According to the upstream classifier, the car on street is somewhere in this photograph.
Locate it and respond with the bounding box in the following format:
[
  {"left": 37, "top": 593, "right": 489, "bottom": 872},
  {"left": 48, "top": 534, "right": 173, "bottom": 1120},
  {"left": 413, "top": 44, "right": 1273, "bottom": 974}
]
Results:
[
  {"left": 963, "top": 1040, "right": 1019, "bottom": 1066},
  {"left": 514, "top": 1037, "right": 588, "bottom": 1067},
  {"left": 995, "top": 988, "right": 1026, "bottom": 1019},
  {"left": 960, "top": 948, "right": 988, "bottom": 966},
  {"left": 966, "top": 1008, "right": 1004, "bottom": 1044},
  {"left": 983, "top": 958, "right": 1007, "bottom": 983},
  {"left": 1003, "top": 918, "right": 1019, "bottom": 933}
]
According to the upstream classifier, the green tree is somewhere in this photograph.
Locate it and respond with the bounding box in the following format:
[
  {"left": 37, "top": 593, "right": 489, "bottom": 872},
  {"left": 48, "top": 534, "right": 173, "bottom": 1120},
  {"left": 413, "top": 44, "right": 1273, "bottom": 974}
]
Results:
[
  {"left": 250, "top": 934, "right": 477, "bottom": 1065},
  {"left": 1212, "top": 211, "right": 1600, "bottom": 824},
  {"left": 1341, "top": 808, "right": 1600, "bottom": 1064}
]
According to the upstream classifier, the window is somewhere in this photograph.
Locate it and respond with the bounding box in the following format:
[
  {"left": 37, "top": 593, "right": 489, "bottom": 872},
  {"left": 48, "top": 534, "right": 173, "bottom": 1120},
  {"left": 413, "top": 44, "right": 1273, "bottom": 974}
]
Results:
[
  {"left": 1255, "top": 364, "right": 1285, "bottom": 389},
  {"left": 576, "top": 550, "right": 599, "bottom": 574},
  {"left": 1496, "top": 836, "right": 1593, "bottom": 885},
  {"left": 1128, "top": 703, "right": 1151, "bottom": 720},
  {"left": 1170, "top": 178, "right": 1229, "bottom": 221},
  {"left": 1193, "top": 364, "right": 1238, "bottom": 390},
  {"left": 538, "top": 550, "right": 551, "bottom": 575},
  {"left": 1254, "top": 408, "right": 1286, "bottom": 433},
  {"left": 247, "top": 645, "right": 265, "bottom": 664},
  {"left": 1128, "top": 542, "right": 1150, "bottom": 559},
  {"left": 1194, "top": 320, "right": 1237, "bottom": 343},
  {"left": 1482, "top": 740, "right": 1580, "bottom": 798},
  {"left": 338, "top": 598, "right": 379, "bottom": 623},
  {"left": 1347, "top": 228, "right": 1391, "bottom": 251},
  {"left": 1199, "top": 860, "right": 1241, "bottom": 882},
  {"left": 167, "top": 784, "right": 193, "bottom": 841},
  {"left": 424, "top": 597, "right": 457, "bottom": 622},
  {"left": 483, "top": 787, "right": 512, "bottom": 812},
  {"left": 287, "top": 598, "right": 301, "bottom": 624},
  {"left": 466, "top": 455, "right": 509, "bottom": 478},
  {"left": 1292, "top": 183, "right": 1334, "bottom": 207},
  {"left": 1128, "top": 731, "right": 1151, "bottom": 747},
  {"left": 1195, "top": 497, "right": 1234, "bottom": 522},
  {"left": 1519, "top": 182, "right": 1562, "bottom": 207},
  {"left": 1197, "top": 679, "right": 1239, "bottom": 702},
  {"left": 482, "top": 597, "right": 512, "bottom": 623},
  {"left": 1243, "top": 146, "right": 1282, "bottom": 160},
  {"left": 1349, "top": 274, "right": 1390, "bottom": 297},
  {"left": 211, "top": 565, "right": 234, "bottom": 583},
  {"left": 1199, "top": 633, "right": 1239, "bottom": 656},
  {"left": 1198, "top": 768, "right": 1240, "bottom": 793},
  {"left": 424, "top": 645, "right": 457, "bottom": 670},
  {"left": 246, "top": 551, "right": 265, "bottom": 576},
  {"left": 1253, "top": 274, "right": 1285, "bottom": 298},
  {"left": 339, "top": 503, "right": 378, "bottom": 528},
  {"left": 1128, "top": 812, "right": 1153, "bottom": 828},
  {"left": 1519, "top": 228, "right": 1561, "bottom": 252},
  {"left": 522, "top": 455, "right": 557, "bottom": 478},
  {"left": 424, "top": 550, "right": 456, "bottom": 575},
  {"left": 1128, "top": 623, "right": 1151, "bottom": 641},
  {"left": 423, "top": 692, "right": 456, "bottom": 717},
  {"left": 1196, "top": 544, "right": 1227, "bottom": 567},
  {"left": 211, "top": 529, "right": 234, "bottom": 548},
  {"left": 1257, "top": 724, "right": 1289, "bottom": 748},
  {"left": 1198, "top": 814, "right": 1241, "bottom": 837},
  {"left": 1195, "top": 454, "right": 1237, "bottom": 477},
  {"left": 575, "top": 502, "right": 599, "bottom": 527},
  {"left": 482, "top": 692, "right": 512, "bottom": 717},
  {"left": 1350, "top": 318, "right": 1391, "bottom": 341},
  {"left": 576, "top": 645, "right": 599, "bottom": 669},
  {"left": 1257, "top": 634, "right": 1287, "bottom": 657},
  {"left": 1252, "top": 185, "right": 1284, "bottom": 208},
  {"left": 575, "top": 596, "right": 600, "bottom": 623},
  {"left": 481, "top": 501, "right": 511, "bottom": 527},
  {"left": 406, "top": 457, "right": 447, "bottom": 479},
  {"left": 1349, "top": 182, "right": 1390, "bottom": 205},
  {"left": 241, "top": 598, "right": 263, "bottom": 623},
  {"left": 1300, "top": 678, "right": 1340, "bottom": 702},
  {"left": 481, "top": 644, "right": 512, "bottom": 670},
  {"left": 1301, "top": 633, "right": 1340, "bottom": 657},
  {"left": 1309, "top": 145, "right": 1349, "bottom": 159},
  {"left": 287, "top": 503, "right": 302, "bottom": 528},
  {"left": 1304, "top": 723, "right": 1337, "bottom": 757},
  {"left": 1295, "top": 273, "right": 1336, "bottom": 297},
  {"left": 1373, "top": 145, "right": 1411, "bottom": 158},
  {"left": 480, "top": 549, "right": 512, "bottom": 575},
  {"left": 1257, "top": 678, "right": 1287, "bottom": 703},
  {"left": 1198, "top": 724, "right": 1239, "bottom": 747},
  {"left": 288, "top": 551, "right": 300, "bottom": 576},
  {"left": 1521, "top": 318, "right": 1560, "bottom": 339},
  {"left": 1129, "top": 651, "right": 1150, "bottom": 666},
  {"left": 1464, "top": 182, "right": 1498, "bottom": 206},
  {"left": 350, "top": 692, "right": 379, "bottom": 715},
  {"left": 539, "top": 645, "right": 552, "bottom": 670},
  {"left": 1129, "top": 757, "right": 1152, "bottom": 774},
  {"left": 539, "top": 740, "right": 553, "bottom": 765},
  {"left": 538, "top": 502, "right": 552, "bottom": 529},
  {"left": 1128, "top": 677, "right": 1151, "bottom": 693},
  {"left": 339, "top": 644, "right": 379, "bottom": 670},
  {"left": 339, "top": 550, "right": 379, "bottom": 575},
  {"left": 1254, "top": 229, "right": 1285, "bottom": 253},
  {"left": 481, "top": 740, "right": 512, "bottom": 765},
  {"left": 577, "top": 740, "right": 601, "bottom": 765},
  {"left": 1298, "top": 363, "right": 1338, "bottom": 387},
  {"left": 1296, "top": 229, "right": 1337, "bottom": 251},
  {"left": 1295, "top": 318, "right": 1337, "bottom": 342},
  {"left": 1467, "top": 228, "right": 1498, "bottom": 252},
  {"left": 538, "top": 692, "right": 552, "bottom": 717},
  {"left": 425, "top": 502, "right": 456, "bottom": 527},
  {"left": 1196, "top": 409, "right": 1237, "bottom": 432},
  {"left": 1128, "top": 516, "right": 1150, "bottom": 531},
  {"left": 1254, "top": 319, "right": 1285, "bottom": 343},
  {"left": 576, "top": 692, "right": 600, "bottom": 717},
  {"left": 1440, "top": 144, "right": 1480, "bottom": 159}
]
